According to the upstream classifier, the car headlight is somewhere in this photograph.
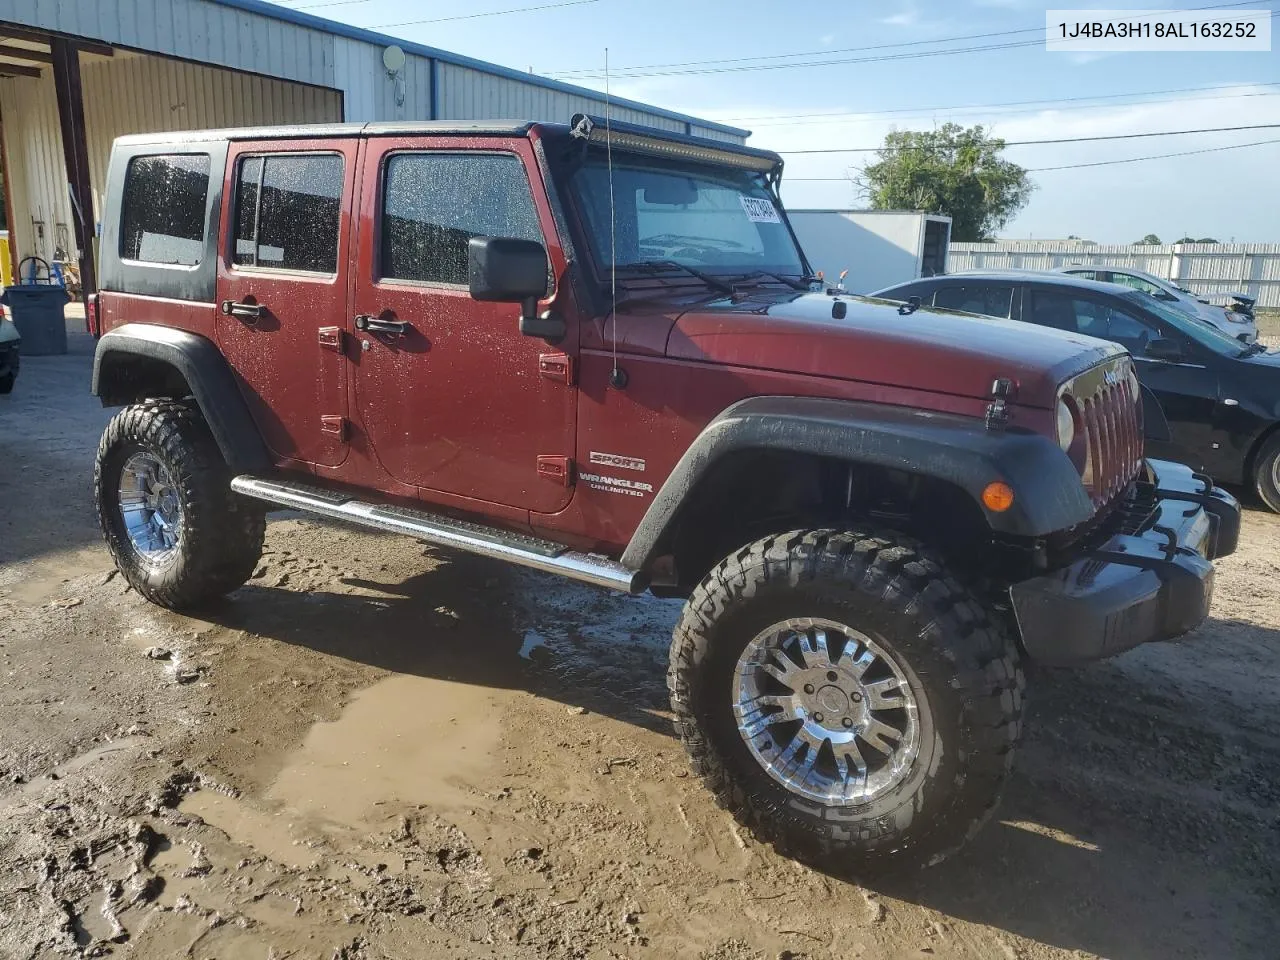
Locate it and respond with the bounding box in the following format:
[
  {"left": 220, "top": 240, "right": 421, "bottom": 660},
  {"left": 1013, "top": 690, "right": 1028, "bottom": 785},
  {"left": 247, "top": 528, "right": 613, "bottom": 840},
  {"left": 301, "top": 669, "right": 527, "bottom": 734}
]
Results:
[{"left": 1056, "top": 396, "right": 1075, "bottom": 452}]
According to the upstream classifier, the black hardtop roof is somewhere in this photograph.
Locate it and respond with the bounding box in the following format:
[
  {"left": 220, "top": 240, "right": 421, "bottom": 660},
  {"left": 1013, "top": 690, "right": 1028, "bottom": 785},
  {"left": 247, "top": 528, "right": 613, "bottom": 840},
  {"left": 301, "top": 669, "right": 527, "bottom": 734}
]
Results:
[{"left": 112, "top": 117, "right": 785, "bottom": 167}]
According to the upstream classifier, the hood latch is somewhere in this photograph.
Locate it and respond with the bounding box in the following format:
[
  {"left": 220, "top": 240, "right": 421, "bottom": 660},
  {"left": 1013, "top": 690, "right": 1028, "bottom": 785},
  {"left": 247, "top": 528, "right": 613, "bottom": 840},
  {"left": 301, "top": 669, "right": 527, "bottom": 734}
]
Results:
[{"left": 985, "top": 378, "right": 1016, "bottom": 432}]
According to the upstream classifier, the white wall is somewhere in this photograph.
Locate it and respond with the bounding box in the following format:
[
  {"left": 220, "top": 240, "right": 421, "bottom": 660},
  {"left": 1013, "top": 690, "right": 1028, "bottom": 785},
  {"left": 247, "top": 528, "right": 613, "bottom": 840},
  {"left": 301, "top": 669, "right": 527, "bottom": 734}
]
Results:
[
  {"left": 949, "top": 241, "right": 1280, "bottom": 308},
  {"left": 789, "top": 211, "right": 928, "bottom": 294}
]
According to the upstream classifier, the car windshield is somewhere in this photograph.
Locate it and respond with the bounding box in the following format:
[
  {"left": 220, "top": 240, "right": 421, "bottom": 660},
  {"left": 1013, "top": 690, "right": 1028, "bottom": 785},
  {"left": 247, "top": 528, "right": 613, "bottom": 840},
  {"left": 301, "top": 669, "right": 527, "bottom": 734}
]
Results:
[
  {"left": 1126, "top": 292, "right": 1248, "bottom": 357},
  {"left": 569, "top": 153, "right": 806, "bottom": 280}
]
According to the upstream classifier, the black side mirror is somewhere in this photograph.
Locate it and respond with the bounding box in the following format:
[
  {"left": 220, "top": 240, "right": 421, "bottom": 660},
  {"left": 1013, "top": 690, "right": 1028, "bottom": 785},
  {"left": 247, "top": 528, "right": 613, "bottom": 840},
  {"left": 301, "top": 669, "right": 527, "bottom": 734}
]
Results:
[
  {"left": 1145, "top": 337, "right": 1184, "bottom": 362},
  {"left": 1154, "top": 291, "right": 1178, "bottom": 302},
  {"left": 468, "top": 236, "right": 563, "bottom": 341}
]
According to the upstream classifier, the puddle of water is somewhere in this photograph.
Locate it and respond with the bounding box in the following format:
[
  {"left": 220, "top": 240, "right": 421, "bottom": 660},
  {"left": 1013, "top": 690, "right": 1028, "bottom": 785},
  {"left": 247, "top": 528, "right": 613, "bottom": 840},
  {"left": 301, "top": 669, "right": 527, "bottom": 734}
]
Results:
[
  {"left": 517, "top": 630, "right": 548, "bottom": 660},
  {"left": 268, "top": 674, "right": 503, "bottom": 828},
  {"left": 1, "top": 547, "right": 110, "bottom": 606},
  {"left": 178, "top": 791, "right": 322, "bottom": 871}
]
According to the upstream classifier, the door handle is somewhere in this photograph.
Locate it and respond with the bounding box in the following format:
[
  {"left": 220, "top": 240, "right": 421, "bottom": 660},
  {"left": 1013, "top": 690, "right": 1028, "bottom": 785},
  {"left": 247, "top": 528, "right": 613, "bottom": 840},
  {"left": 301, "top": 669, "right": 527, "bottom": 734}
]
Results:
[
  {"left": 355, "top": 314, "right": 411, "bottom": 335},
  {"left": 221, "top": 299, "right": 263, "bottom": 321}
]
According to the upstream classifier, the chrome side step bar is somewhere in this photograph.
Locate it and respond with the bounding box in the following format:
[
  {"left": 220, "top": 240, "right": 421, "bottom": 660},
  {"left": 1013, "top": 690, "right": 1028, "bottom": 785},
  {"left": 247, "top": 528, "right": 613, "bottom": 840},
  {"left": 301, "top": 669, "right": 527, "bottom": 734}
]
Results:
[{"left": 230, "top": 476, "right": 644, "bottom": 594}]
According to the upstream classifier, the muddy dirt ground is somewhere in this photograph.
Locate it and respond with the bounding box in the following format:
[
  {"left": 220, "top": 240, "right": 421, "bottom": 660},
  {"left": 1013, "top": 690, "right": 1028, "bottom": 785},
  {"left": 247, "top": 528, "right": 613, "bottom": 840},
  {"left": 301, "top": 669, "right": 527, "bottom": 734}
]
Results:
[{"left": 1, "top": 329, "right": 1277, "bottom": 960}]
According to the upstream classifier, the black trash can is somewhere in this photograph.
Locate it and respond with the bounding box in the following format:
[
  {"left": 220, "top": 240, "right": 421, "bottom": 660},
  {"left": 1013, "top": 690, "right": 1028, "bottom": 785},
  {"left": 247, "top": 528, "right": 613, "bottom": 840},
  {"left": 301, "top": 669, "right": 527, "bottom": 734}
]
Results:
[{"left": 3, "top": 282, "right": 68, "bottom": 356}]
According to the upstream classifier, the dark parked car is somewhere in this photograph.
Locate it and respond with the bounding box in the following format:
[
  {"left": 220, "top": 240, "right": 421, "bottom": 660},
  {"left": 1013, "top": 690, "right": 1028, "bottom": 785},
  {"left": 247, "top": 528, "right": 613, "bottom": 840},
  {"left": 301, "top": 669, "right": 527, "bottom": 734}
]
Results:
[{"left": 873, "top": 271, "right": 1280, "bottom": 511}]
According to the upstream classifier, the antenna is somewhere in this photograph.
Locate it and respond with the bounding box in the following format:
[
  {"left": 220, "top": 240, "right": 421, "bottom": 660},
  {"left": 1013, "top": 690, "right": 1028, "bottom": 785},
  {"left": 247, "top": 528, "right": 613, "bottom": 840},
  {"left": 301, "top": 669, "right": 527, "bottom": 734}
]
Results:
[{"left": 604, "top": 48, "right": 626, "bottom": 389}]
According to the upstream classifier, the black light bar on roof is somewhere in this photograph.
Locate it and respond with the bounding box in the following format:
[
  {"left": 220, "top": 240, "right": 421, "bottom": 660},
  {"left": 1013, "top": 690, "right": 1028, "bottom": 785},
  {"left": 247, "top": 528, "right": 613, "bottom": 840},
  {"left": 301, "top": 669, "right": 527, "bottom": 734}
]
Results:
[{"left": 569, "top": 113, "right": 779, "bottom": 174}]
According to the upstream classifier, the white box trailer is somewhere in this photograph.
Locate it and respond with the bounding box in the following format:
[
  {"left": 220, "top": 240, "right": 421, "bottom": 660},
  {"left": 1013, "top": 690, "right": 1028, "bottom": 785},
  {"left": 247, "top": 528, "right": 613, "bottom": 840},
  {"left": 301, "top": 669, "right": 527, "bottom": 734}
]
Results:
[{"left": 788, "top": 210, "right": 951, "bottom": 294}]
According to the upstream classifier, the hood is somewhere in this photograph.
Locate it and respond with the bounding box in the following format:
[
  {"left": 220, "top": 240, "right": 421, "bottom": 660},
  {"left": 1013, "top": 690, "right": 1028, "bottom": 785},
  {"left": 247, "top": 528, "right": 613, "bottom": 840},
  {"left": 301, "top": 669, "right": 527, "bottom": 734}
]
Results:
[{"left": 665, "top": 291, "right": 1123, "bottom": 408}]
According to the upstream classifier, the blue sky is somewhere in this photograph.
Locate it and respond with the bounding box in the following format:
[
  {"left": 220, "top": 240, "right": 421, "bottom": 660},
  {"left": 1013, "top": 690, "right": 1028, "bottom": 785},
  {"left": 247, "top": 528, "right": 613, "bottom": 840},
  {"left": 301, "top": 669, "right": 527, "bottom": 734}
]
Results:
[{"left": 270, "top": 0, "right": 1279, "bottom": 242}]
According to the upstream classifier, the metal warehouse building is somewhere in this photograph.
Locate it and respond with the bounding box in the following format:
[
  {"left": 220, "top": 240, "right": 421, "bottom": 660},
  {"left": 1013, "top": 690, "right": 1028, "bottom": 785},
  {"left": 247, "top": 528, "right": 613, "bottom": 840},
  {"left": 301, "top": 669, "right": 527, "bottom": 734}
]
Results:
[{"left": 0, "top": 0, "right": 747, "bottom": 296}]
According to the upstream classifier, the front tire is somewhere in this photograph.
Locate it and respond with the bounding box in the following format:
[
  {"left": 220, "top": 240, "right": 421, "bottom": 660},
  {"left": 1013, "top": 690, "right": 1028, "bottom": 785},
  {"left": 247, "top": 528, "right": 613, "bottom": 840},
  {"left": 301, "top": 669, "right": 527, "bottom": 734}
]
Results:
[
  {"left": 669, "top": 529, "right": 1023, "bottom": 873},
  {"left": 94, "top": 400, "right": 265, "bottom": 610}
]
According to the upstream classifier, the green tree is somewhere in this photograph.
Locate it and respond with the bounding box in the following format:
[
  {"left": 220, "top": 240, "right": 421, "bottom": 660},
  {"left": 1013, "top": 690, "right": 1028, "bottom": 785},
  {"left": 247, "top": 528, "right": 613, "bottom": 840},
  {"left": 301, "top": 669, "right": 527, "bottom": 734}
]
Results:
[
  {"left": 1135, "top": 234, "right": 1162, "bottom": 245},
  {"left": 857, "top": 124, "right": 1034, "bottom": 241},
  {"left": 1176, "top": 236, "right": 1218, "bottom": 244}
]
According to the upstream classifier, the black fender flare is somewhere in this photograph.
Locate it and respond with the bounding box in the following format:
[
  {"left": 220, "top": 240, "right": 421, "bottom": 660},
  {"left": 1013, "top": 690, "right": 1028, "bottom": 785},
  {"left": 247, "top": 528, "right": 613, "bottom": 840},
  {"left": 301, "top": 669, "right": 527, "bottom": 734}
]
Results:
[
  {"left": 92, "top": 323, "right": 271, "bottom": 474},
  {"left": 621, "top": 395, "right": 1094, "bottom": 571}
]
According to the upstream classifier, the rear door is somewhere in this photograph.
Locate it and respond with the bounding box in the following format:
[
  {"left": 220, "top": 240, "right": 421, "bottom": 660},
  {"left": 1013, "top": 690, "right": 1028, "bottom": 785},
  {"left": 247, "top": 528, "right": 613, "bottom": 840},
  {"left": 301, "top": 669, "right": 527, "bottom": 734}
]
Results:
[{"left": 216, "top": 141, "right": 358, "bottom": 469}]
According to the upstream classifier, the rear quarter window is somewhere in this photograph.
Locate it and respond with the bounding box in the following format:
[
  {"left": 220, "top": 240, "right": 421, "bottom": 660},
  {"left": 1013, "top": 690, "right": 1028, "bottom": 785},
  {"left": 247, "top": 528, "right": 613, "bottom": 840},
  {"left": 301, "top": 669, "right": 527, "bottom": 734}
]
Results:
[{"left": 120, "top": 154, "right": 212, "bottom": 266}]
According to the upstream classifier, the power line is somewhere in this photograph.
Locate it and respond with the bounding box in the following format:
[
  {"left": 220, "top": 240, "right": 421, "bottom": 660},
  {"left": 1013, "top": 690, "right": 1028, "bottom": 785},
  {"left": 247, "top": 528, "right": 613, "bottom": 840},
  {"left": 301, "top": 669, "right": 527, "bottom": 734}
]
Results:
[
  {"left": 775, "top": 123, "right": 1280, "bottom": 155},
  {"left": 727, "top": 82, "right": 1280, "bottom": 126},
  {"left": 374, "top": 0, "right": 603, "bottom": 28},
  {"left": 748, "top": 90, "right": 1280, "bottom": 129},
  {"left": 785, "top": 137, "right": 1280, "bottom": 180},
  {"left": 1026, "top": 136, "right": 1280, "bottom": 172},
  {"left": 547, "top": 1, "right": 1270, "bottom": 79},
  {"left": 550, "top": 25, "right": 1049, "bottom": 77}
]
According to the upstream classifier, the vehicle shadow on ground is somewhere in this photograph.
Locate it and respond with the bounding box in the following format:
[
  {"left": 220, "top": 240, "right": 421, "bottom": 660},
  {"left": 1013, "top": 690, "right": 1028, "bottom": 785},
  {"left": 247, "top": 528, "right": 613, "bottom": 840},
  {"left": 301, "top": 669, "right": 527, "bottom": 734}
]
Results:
[
  {"left": 204, "top": 548, "right": 678, "bottom": 737},
  {"left": 204, "top": 547, "right": 1280, "bottom": 959},
  {"left": 0, "top": 334, "right": 111, "bottom": 569},
  {"left": 864, "top": 646, "right": 1280, "bottom": 959}
]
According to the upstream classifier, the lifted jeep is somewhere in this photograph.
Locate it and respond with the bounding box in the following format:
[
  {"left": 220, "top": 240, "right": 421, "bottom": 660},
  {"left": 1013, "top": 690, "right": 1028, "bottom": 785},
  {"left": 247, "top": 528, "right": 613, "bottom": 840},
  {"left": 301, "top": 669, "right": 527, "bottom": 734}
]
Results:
[{"left": 90, "top": 115, "right": 1240, "bottom": 872}]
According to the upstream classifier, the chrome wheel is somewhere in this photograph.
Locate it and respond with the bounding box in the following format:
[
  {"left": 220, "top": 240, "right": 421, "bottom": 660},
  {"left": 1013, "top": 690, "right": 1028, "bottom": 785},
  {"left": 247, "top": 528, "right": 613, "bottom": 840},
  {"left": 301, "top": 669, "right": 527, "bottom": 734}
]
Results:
[
  {"left": 118, "top": 452, "right": 183, "bottom": 565},
  {"left": 733, "top": 618, "right": 920, "bottom": 805}
]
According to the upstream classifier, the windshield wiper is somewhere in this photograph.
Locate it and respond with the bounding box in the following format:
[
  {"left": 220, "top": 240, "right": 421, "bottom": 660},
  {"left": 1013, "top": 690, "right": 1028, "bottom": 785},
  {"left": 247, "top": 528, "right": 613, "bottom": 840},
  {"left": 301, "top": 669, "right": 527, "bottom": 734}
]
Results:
[
  {"left": 615, "top": 260, "right": 735, "bottom": 295},
  {"left": 1241, "top": 341, "right": 1267, "bottom": 357},
  {"left": 731, "top": 270, "right": 815, "bottom": 292}
]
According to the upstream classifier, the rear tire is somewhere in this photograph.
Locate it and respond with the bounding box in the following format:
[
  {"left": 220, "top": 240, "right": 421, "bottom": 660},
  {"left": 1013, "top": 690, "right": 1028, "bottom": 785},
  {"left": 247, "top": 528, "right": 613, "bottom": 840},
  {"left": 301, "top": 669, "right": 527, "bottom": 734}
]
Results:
[
  {"left": 94, "top": 400, "right": 265, "bottom": 610},
  {"left": 668, "top": 528, "right": 1023, "bottom": 874},
  {"left": 1253, "top": 432, "right": 1280, "bottom": 514},
  {"left": 0, "top": 371, "right": 14, "bottom": 394}
]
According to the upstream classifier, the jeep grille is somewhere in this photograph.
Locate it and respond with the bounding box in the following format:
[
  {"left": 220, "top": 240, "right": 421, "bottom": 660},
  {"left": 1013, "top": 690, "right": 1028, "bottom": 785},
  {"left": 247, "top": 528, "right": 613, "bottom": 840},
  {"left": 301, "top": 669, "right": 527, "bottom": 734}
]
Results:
[{"left": 1064, "top": 358, "right": 1144, "bottom": 508}]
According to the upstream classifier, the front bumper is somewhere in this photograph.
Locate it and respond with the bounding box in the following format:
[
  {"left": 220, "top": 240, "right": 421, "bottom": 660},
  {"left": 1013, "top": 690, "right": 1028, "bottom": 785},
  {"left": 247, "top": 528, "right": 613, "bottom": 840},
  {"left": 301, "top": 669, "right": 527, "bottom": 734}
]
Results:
[{"left": 1010, "top": 459, "right": 1240, "bottom": 666}]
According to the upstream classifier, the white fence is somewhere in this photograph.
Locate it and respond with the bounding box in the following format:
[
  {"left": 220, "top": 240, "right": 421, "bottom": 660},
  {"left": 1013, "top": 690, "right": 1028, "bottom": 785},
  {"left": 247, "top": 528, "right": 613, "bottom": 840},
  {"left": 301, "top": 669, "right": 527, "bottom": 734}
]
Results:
[{"left": 947, "top": 241, "right": 1280, "bottom": 308}]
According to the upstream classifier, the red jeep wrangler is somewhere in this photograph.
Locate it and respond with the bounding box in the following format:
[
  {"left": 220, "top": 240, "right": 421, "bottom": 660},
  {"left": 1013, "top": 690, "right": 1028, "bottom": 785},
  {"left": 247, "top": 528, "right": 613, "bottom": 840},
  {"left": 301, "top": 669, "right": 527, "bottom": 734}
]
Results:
[{"left": 90, "top": 115, "right": 1240, "bottom": 871}]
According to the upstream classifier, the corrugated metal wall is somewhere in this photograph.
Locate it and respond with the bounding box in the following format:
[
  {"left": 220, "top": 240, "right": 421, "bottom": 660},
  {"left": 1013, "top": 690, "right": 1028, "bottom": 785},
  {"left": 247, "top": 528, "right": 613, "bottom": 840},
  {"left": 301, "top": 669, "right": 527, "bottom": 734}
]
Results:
[
  {"left": 949, "top": 241, "right": 1280, "bottom": 308},
  {"left": 0, "top": 54, "right": 341, "bottom": 263},
  {"left": 0, "top": 0, "right": 746, "bottom": 136}
]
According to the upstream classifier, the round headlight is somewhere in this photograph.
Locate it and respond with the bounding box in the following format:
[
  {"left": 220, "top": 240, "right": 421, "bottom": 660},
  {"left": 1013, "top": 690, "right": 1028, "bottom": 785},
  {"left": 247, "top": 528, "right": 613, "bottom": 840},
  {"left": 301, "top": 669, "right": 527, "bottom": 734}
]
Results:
[{"left": 1056, "top": 397, "right": 1075, "bottom": 452}]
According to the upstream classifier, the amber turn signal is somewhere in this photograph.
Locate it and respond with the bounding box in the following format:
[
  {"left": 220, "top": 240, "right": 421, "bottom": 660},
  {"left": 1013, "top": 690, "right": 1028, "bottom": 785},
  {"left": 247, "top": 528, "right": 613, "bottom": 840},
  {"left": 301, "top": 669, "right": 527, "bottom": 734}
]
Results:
[{"left": 982, "top": 481, "right": 1015, "bottom": 513}]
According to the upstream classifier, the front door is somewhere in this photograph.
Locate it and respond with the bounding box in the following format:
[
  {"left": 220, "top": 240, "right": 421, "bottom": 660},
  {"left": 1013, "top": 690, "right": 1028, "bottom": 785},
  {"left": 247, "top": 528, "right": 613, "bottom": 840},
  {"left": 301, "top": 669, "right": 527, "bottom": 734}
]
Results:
[
  {"left": 350, "top": 137, "right": 576, "bottom": 514},
  {"left": 216, "top": 140, "right": 358, "bottom": 469}
]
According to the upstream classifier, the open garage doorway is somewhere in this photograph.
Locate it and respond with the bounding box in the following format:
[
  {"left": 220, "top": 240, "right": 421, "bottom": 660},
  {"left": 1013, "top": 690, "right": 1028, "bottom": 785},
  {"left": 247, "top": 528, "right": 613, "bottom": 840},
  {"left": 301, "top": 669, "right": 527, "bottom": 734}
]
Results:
[{"left": 0, "top": 25, "right": 342, "bottom": 299}]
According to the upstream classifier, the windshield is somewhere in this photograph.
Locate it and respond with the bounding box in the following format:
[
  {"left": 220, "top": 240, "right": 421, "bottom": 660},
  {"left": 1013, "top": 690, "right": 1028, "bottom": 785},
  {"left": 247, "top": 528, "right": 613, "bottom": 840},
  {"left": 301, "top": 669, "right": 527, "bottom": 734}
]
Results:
[
  {"left": 1126, "top": 292, "right": 1249, "bottom": 357},
  {"left": 569, "top": 153, "right": 806, "bottom": 279}
]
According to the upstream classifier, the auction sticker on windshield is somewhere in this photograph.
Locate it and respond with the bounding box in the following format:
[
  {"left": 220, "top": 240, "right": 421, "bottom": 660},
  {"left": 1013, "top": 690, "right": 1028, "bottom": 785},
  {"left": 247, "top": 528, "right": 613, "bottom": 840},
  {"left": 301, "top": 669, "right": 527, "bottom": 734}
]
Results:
[
  {"left": 741, "top": 197, "right": 782, "bottom": 223},
  {"left": 1047, "top": 9, "right": 1271, "bottom": 51}
]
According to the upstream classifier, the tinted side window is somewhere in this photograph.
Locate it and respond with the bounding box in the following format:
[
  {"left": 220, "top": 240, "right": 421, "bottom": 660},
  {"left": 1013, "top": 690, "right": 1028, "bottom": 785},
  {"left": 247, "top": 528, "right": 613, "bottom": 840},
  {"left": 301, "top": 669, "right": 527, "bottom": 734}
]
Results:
[
  {"left": 381, "top": 153, "right": 543, "bottom": 285},
  {"left": 1027, "top": 288, "right": 1157, "bottom": 350},
  {"left": 233, "top": 154, "right": 344, "bottom": 273},
  {"left": 933, "top": 284, "right": 1014, "bottom": 318},
  {"left": 120, "top": 154, "right": 211, "bottom": 265},
  {"left": 1109, "top": 272, "right": 1161, "bottom": 295},
  {"left": 1065, "top": 269, "right": 1097, "bottom": 281}
]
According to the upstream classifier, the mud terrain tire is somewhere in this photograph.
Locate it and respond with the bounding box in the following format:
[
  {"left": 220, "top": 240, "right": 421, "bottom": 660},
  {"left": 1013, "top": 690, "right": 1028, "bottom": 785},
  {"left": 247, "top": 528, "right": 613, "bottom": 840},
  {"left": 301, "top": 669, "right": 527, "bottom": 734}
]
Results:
[
  {"left": 669, "top": 528, "right": 1024, "bottom": 873},
  {"left": 95, "top": 400, "right": 265, "bottom": 609}
]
